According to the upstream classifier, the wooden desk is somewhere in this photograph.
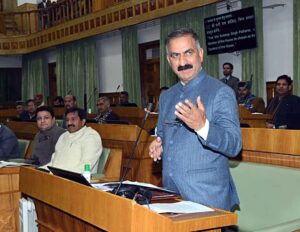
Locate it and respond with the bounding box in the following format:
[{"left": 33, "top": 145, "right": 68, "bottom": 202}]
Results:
[
  {"left": 0, "top": 167, "right": 20, "bottom": 232},
  {"left": 20, "top": 167, "right": 237, "bottom": 232},
  {"left": 110, "top": 107, "right": 158, "bottom": 132},
  {"left": 239, "top": 105, "right": 272, "bottom": 128},
  {"left": 239, "top": 128, "right": 300, "bottom": 168}
]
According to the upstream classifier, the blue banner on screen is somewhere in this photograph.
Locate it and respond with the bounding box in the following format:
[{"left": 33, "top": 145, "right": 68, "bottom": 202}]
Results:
[{"left": 204, "top": 7, "right": 257, "bottom": 55}]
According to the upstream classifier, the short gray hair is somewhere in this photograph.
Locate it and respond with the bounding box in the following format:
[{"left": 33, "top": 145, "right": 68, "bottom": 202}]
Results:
[
  {"left": 97, "top": 96, "right": 110, "bottom": 104},
  {"left": 165, "top": 28, "right": 201, "bottom": 54}
]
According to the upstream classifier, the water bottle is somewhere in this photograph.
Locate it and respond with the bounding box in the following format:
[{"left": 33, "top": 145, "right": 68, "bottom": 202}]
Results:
[{"left": 83, "top": 164, "right": 91, "bottom": 183}]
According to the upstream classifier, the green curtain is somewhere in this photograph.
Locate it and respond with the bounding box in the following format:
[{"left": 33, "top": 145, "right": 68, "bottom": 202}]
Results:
[
  {"left": 56, "top": 38, "right": 97, "bottom": 111},
  {"left": 121, "top": 26, "right": 142, "bottom": 107},
  {"left": 293, "top": 0, "right": 300, "bottom": 96},
  {"left": 160, "top": 3, "right": 218, "bottom": 87},
  {"left": 22, "top": 52, "right": 45, "bottom": 101},
  {"left": 241, "top": 0, "right": 264, "bottom": 97}
]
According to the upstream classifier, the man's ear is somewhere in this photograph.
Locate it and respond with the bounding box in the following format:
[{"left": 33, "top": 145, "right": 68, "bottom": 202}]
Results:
[
  {"left": 288, "top": 85, "right": 292, "bottom": 91},
  {"left": 166, "top": 55, "right": 171, "bottom": 65},
  {"left": 198, "top": 48, "right": 204, "bottom": 63}
]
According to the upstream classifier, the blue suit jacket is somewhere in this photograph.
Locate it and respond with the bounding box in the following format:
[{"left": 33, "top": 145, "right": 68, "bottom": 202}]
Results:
[{"left": 157, "top": 69, "right": 242, "bottom": 210}]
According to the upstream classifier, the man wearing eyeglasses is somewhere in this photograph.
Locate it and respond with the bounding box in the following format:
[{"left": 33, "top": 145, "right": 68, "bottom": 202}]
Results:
[
  {"left": 29, "top": 106, "right": 65, "bottom": 166},
  {"left": 149, "top": 28, "right": 242, "bottom": 211}
]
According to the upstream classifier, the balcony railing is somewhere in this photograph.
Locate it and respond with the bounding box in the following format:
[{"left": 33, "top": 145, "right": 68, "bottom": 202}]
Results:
[
  {"left": 0, "top": 0, "right": 219, "bottom": 54},
  {"left": 0, "top": 0, "right": 126, "bottom": 36}
]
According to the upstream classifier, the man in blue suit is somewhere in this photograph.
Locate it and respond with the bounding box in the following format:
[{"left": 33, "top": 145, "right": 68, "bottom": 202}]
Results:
[{"left": 149, "top": 28, "right": 242, "bottom": 211}]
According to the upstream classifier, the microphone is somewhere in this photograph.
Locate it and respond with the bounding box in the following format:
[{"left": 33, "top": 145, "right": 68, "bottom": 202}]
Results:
[
  {"left": 112, "top": 103, "right": 153, "bottom": 204},
  {"left": 67, "top": 90, "right": 72, "bottom": 95},
  {"left": 115, "top": 85, "right": 120, "bottom": 92},
  {"left": 144, "top": 102, "right": 153, "bottom": 120}
]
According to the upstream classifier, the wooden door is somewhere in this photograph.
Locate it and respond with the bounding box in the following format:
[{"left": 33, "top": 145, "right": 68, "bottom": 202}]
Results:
[{"left": 139, "top": 41, "right": 160, "bottom": 107}]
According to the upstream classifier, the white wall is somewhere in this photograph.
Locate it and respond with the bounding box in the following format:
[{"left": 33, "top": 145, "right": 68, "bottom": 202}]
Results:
[
  {"left": 17, "top": 0, "right": 38, "bottom": 6},
  {"left": 263, "top": 0, "right": 293, "bottom": 82},
  {"left": 0, "top": 55, "right": 22, "bottom": 68},
  {"left": 96, "top": 21, "right": 160, "bottom": 93},
  {"left": 137, "top": 20, "right": 160, "bottom": 44},
  {"left": 96, "top": 31, "right": 123, "bottom": 93}
]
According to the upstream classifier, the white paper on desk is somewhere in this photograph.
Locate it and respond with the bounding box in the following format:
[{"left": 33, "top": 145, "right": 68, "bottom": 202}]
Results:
[
  {"left": 144, "top": 201, "right": 214, "bottom": 214},
  {"left": 0, "top": 161, "right": 32, "bottom": 168}
]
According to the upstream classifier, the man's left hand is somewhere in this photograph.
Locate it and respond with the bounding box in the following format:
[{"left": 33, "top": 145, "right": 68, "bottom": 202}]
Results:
[{"left": 175, "top": 96, "right": 206, "bottom": 131}]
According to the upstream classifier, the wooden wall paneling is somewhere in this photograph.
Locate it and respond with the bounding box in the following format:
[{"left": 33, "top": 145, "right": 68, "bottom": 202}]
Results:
[{"left": 0, "top": 167, "right": 20, "bottom": 232}]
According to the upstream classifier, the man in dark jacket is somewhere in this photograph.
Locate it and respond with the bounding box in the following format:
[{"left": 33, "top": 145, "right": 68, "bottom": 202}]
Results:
[
  {"left": 266, "top": 75, "right": 300, "bottom": 129},
  {"left": 95, "top": 96, "right": 119, "bottom": 123}
]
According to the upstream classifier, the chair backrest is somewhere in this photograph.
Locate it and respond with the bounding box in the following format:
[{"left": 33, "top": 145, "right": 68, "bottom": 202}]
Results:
[
  {"left": 24, "top": 140, "right": 34, "bottom": 159},
  {"left": 103, "top": 148, "right": 122, "bottom": 180},
  {"left": 92, "top": 148, "right": 122, "bottom": 182},
  {"left": 97, "top": 147, "right": 111, "bottom": 174},
  {"left": 18, "top": 139, "right": 30, "bottom": 158}
]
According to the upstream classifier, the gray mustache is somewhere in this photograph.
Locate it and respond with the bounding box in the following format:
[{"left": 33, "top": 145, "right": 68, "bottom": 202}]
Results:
[{"left": 178, "top": 64, "right": 193, "bottom": 71}]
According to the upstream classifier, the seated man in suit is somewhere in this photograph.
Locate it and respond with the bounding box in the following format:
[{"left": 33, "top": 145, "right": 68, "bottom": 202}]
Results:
[
  {"left": 29, "top": 106, "right": 66, "bottom": 166},
  {"left": 220, "top": 62, "right": 240, "bottom": 99},
  {"left": 238, "top": 81, "right": 265, "bottom": 113},
  {"left": 95, "top": 96, "right": 119, "bottom": 123},
  {"left": 0, "top": 124, "right": 20, "bottom": 160},
  {"left": 117, "top": 91, "right": 137, "bottom": 107},
  {"left": 41, "top": 108, "right": 102, "bottom": 174},
  {"left": 266, "top": 75, "right": 300, "bottom": 129},
  {"left": 15, "top": 101, "right": 27, "bottom": 120},
  {"left": 21, "top": 99, "right": 37, "bottom": 121}
]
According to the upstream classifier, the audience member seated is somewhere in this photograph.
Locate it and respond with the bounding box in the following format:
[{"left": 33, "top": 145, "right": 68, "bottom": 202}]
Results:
[
  {"left": 94, "top": 96, "right": 119, "bottom": 123},
  {"left": 28, "top": 106, "right": 66, "bottom": 166},
  {"left": 15, "top": 101, "right": 27, "bottom": 120},
  {"left": 22, "top": 99, "right": 37, "bottom": 121},
  {"left": 266, "top": 75, "right": 300, "bottom": 129},
  {"left": 238, "top": 81, "right": 265, "bottom": 113},
  {"left": 62, "top": 94, "right": 77, "bottom": 128},
  {"left": 0, "top": 124, "right": 20, "bottom": 160},
  {"left": 117, "top": 91, "right": 137, "bottom": 107},
  {"left": 34, "top": 93, "right": 45, "bottom": 108},
  {"left": 53, "top": 96, "right": 64, "bottom": 107},
  {"left": 41, "top": 108, "right": 102, "bottom": 174},
  {"left": 220, "top": 62, "right": 240, "bottom": 98}
]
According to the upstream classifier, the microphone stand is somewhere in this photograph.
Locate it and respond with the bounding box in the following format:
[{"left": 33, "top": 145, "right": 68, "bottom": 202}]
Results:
[{"left": 113, "top": 103, "right": 153, "bottom": 196}]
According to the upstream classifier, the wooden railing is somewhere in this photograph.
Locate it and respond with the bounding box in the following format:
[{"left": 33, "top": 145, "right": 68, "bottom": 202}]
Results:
[
  {"left": 0, "top": 0, "right": 219, "bottom": 54},
  {"left": 0, "top": 0, "right": 100, "bottom": 36}
]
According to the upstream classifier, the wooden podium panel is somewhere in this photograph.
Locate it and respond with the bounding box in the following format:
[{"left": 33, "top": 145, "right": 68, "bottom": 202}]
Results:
[
  {"left": 239, "top": 105, "right": 272, "bottom": 128},
  {"left": 0, "top": 167, "right": 20, "bottom": 232},
  {"left": 20, "top": 167, "right": 237, "bottom": 232}
]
